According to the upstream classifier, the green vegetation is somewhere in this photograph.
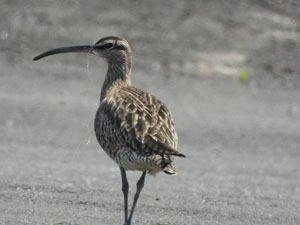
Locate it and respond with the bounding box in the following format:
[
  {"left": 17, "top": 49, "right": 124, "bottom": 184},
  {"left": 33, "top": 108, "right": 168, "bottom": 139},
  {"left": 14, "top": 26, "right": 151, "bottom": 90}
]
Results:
[{"left": 238, "top": 71, "right": 249, "bottom": 82}]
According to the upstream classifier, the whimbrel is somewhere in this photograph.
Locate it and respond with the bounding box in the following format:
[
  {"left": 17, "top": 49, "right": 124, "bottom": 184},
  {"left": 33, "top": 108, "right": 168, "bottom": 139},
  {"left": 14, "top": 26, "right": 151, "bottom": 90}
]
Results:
[{"left": 33, "top": 36, "right": 185, "bottom": 225}]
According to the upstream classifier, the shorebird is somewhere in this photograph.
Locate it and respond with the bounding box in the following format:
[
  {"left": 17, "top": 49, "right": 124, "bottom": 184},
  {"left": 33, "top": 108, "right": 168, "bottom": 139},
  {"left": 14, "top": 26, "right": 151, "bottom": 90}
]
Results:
[{"left": 33, "top": 36, "right": 185, "bottom": 225}]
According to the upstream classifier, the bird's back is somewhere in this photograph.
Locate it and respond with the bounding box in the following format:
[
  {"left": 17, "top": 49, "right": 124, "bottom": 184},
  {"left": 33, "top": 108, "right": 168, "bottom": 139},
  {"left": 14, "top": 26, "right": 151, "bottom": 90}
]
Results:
[{"left": 94, "top": 80, "right": 184, "bottom": 175}]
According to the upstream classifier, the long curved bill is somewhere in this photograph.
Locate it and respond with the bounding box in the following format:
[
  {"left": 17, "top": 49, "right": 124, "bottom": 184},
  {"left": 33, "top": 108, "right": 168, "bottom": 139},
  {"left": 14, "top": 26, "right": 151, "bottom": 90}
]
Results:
[{"left": 33, "top": 45, "right": 93, "bottom": 61}]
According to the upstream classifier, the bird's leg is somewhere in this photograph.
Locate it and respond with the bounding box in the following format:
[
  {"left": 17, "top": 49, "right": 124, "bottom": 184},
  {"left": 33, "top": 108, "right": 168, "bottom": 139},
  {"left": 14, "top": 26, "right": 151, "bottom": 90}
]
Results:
[
  {"left": 127, "top": 171, "right": 147, "bottom": 225},
  {"left": 120, "top": 167, "right": 129, "bottom": 225}
]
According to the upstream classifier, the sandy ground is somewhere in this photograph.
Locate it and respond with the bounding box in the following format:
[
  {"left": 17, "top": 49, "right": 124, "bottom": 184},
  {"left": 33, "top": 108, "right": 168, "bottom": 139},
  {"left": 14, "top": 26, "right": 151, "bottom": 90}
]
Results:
[{"left": 1, "top": 0, "right": 300, "bottom": 224}]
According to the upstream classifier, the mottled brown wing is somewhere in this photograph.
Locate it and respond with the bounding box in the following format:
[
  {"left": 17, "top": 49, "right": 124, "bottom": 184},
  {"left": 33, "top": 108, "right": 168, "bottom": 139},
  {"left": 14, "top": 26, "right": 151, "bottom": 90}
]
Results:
[{"left": 103, "top": 85, "right": 184, "bottom": 157}]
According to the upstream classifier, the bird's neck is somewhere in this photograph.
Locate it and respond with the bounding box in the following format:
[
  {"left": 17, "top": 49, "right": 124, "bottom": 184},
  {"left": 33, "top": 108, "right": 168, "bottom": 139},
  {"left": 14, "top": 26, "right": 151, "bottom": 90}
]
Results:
[{"left": 100, "top": 59, "right": 131, "bottom": 102}]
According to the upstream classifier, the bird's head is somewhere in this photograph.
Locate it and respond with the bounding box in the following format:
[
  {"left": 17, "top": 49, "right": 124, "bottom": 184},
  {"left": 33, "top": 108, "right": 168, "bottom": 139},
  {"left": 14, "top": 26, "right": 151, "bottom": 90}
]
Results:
[
  {"left": 33, "top": 36, "right": 132, "bottom": 63},
  {"left": 93, "top": 36, "right": 131, "bottom": 62}
]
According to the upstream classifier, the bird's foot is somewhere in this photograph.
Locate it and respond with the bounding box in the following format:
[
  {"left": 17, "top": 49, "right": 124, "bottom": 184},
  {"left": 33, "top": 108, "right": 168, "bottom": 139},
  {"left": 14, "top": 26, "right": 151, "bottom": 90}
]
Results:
[{"left": 123, "top": 220, "right": 131, "bottom": 225}]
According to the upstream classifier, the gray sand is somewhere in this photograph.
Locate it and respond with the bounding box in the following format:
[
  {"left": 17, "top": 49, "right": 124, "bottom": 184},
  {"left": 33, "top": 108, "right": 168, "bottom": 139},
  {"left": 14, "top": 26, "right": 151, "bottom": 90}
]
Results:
[{"left": 1, "top": 1, "right": 300, "bottom": 224}]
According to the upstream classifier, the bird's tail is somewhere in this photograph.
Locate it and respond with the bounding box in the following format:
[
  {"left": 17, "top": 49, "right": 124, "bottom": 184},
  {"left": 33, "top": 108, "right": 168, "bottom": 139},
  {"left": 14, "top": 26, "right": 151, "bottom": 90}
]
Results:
[
  {"left": 163, "top": 162, "right": 178, "bottom": 175},
  {"left": 160, "top": 155, "right": 179, "bottom": 175},
  {"left": 149, "top": 150, "right": 185, "bottom": 175}
]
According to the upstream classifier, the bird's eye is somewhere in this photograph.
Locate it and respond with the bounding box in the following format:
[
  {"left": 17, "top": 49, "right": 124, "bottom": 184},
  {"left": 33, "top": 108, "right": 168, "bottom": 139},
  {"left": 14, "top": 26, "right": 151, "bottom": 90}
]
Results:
[{"left": 105, "top": 42, "right": 113, "bottom": 49}]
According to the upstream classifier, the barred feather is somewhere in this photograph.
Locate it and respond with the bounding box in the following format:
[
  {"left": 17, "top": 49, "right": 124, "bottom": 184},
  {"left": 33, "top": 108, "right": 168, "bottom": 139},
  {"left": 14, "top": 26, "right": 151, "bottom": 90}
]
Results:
[
  {"left": 90, "top": 36, "right": 184, "bottom": 175},
  {"left": 95, "top": 80, "right": 184, "bottom": 175}
]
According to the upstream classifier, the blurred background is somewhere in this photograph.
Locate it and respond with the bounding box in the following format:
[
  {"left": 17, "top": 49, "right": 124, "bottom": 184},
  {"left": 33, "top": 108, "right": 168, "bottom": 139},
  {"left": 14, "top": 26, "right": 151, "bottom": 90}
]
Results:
[{"left": 0, "top": 0, "right": 300, "bottom": 224}]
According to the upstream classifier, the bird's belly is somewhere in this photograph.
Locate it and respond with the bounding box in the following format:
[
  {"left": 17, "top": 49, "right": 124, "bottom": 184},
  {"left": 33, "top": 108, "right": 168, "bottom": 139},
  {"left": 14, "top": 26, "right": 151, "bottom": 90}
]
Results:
[
  {"left": 112, "top": 149, "right": 161, "bottom": 175},
  {"left": 97, "top": 137, "right": 161, "bottom": 175},
  {"left": 95, "top": 133, "right": 161, "bottom": 175}
]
